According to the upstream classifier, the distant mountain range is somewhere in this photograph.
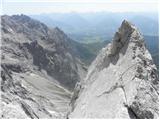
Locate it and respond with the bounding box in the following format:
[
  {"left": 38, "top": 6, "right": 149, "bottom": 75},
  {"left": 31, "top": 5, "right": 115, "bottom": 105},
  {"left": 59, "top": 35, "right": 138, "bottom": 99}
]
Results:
[{"left": 30, "top": 12, "right": 158, "bottom": 43}]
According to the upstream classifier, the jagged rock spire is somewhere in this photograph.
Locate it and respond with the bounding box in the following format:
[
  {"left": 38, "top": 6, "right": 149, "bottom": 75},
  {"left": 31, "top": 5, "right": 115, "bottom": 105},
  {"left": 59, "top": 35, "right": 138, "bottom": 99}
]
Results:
[
  {"left": 69, "top": 20, "right": 159, "bottom": 119},
  {"left": 109, "top": 20, "right": 143, "bottom": 56}
]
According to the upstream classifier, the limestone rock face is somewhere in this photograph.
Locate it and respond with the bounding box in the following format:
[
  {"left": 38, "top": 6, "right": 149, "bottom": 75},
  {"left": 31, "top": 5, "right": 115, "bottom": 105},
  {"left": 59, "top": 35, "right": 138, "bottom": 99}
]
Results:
[
  {"left": 1, "top": 15, "right": 86, "bottom": 90},
  {"left": 1, "top": 15, "right": 86, "bottom": 118},
  {"left": 69, "top": 20, "right": 159, "bottom": 118}
]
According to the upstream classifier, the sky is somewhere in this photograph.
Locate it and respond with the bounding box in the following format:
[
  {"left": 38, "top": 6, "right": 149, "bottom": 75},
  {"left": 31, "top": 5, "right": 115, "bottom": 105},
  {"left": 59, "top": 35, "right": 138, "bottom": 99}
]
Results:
[{"left": 1, "top": 0, "right": 159, "bottom": 15}]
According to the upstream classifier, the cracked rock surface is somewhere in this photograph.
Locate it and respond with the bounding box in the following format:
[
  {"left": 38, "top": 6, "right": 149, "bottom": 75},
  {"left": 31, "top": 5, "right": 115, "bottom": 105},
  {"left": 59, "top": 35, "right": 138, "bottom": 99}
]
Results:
[{"left": 69, "top": 20, "right": 159, "bottom": 118}]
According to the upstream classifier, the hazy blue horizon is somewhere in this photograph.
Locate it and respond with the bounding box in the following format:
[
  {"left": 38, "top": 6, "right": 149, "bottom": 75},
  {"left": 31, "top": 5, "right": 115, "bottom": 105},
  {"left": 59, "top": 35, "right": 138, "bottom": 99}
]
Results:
[{"left": 2, "top": 0, "right": 158, "bottom": 15}]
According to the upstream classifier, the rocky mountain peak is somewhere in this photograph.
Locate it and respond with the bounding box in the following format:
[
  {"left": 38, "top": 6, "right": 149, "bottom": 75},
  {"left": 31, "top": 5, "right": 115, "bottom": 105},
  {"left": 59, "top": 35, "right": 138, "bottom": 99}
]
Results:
[
  {"left": 11, "top": 14, "right": 31, "bottom": 21},
  {"left": 109, "top": 20, "right": 143, "bottom": 56},
  {"left": 69, "top": 20, "right": 159, "bottom": 119},
  {"left": 121, "top": 19, "right": 135, "bottom": 31},
  {"left": 85, "top": 20, "right": 145, "bottom": 75},
  {"left": 2, "top": 14, "right": 49, "bottom": 35},
  {"left": 54, "top": 27, "right": 63, "bottom": 32},
  {"left": 1, "top": 15, "right": 87, "bottom": 118}
]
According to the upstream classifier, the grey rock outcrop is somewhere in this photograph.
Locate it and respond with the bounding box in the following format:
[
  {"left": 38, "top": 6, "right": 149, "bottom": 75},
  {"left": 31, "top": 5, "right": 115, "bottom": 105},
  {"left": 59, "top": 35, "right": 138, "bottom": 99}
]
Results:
[
  {"left": 69, "top": 20, "right": 159, "bottom": 118},
  {"left": 1, "top": 15, "right": 86, "bottom": 90},
  {"left": 1, "top": 15, "right": 86, "bottom": 118}
]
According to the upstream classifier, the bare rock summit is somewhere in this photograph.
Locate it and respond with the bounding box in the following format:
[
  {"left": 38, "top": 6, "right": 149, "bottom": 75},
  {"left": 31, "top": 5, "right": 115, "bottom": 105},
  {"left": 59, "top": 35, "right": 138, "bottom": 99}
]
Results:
[{"left": 69, "top": 20, "right": 159, "bottom": 119}]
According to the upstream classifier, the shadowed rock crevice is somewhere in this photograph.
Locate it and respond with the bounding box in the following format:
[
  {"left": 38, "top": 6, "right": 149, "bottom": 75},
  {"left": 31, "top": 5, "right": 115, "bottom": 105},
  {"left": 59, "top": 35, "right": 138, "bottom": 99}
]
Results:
[
  {"left": 127, "top": 106, "right": 139, "bottom": 119},
  {"left": 20, "top": 101, "right": 39, "bottom": 119}
]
